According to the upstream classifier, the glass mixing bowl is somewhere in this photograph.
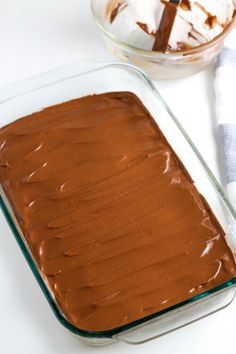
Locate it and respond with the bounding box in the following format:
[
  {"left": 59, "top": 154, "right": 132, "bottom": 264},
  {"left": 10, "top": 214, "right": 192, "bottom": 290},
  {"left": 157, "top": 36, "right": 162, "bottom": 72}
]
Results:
[{"left": 91, "top": 0, "right": 236, "bottom": 79}]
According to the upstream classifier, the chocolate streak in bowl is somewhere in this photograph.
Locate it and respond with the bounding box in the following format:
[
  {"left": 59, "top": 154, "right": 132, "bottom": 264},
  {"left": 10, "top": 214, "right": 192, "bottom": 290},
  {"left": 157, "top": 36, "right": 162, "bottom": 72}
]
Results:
[
  {"left": 106, "top": 0, "right": 236, "bottom": 52},
  {"left": 0, "top": 92, "right": 236, "bottom": 332}
]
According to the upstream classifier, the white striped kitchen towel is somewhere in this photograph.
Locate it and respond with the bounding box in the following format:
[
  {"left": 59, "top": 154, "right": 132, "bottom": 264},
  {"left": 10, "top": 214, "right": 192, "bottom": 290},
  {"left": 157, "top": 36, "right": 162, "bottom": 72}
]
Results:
[{"left": 215, "top": 29, "right": 236, "bottom": 208}]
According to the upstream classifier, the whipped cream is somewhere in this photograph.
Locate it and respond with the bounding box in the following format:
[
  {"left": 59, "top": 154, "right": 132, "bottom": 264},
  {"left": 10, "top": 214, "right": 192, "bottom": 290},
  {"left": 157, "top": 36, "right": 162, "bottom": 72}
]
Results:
[{"left": 170, "top": 0, "right": 236, "bottom": 50}]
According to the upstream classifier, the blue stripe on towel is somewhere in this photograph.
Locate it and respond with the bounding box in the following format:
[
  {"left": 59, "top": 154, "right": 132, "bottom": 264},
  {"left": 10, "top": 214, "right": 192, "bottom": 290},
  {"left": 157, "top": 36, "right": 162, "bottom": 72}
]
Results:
[
  {"left": 217, "top": 48, "right": 236, "bottom": 68},
  {"left": 219, "top": 124, "right": 236, "bottom": 184}
]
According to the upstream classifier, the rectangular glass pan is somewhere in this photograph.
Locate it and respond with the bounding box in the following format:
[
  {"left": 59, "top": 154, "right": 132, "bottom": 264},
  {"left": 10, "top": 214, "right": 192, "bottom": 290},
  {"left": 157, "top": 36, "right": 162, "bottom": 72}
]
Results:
[{"left": 1, "top": 60, "right": 236, "bottom": 346}]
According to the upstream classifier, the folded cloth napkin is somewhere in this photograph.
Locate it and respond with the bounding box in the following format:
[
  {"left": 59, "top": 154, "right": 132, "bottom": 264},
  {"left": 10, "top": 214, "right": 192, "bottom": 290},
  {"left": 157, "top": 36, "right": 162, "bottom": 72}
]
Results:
[{"left": 215, "top": 29, "right": 236, "bottom": 208}]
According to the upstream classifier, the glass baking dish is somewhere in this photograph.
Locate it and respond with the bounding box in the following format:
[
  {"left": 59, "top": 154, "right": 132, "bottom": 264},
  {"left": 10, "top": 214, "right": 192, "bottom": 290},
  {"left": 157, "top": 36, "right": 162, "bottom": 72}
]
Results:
[{"left": 0, "top": 60, "right": 236, "bottom": 346}]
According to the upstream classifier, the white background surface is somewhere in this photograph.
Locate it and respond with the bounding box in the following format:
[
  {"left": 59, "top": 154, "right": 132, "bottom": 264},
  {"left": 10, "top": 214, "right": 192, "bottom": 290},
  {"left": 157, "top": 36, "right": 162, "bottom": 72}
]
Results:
[{"left": 0, "top": 1, "right": 235, "bottom": 353}]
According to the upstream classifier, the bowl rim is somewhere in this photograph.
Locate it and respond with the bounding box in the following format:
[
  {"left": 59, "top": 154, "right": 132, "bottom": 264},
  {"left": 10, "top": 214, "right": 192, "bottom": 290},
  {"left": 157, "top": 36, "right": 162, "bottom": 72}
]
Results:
[{"left": 91, "top": 0, "right": 236, "bottom": 58}]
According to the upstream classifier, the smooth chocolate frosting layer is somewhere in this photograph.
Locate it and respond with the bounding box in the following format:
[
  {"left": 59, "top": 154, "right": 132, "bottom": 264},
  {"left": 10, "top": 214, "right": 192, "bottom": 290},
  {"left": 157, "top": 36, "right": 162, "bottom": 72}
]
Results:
[{"left": 1, "top": 92, "right": 236, "bottom": 332}]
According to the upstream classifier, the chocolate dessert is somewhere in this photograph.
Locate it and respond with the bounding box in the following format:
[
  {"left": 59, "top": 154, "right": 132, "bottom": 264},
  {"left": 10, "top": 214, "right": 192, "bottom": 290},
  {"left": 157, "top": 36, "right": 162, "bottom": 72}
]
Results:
[{"left": 1, "top": 92, "right": 236, "bottom": 332}]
